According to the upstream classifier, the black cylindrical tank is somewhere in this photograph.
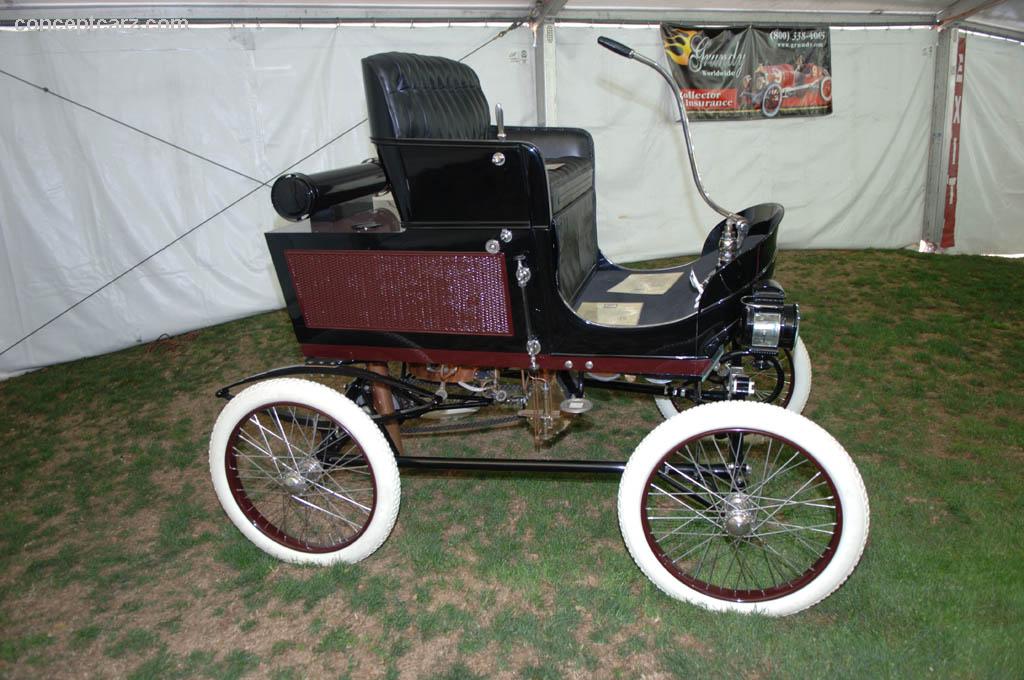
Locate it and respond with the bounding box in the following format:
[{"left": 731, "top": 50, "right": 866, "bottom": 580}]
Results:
[{"left": 271, "top": 162, "right": 388, "bottom": 221}]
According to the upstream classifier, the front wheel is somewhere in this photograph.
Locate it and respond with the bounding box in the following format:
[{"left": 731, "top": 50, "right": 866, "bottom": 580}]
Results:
[
  {"left": 655, "top": 336, "right": 811, "bottom": 419},
  {"left": 209, "top": 378, "right": 401, "bottom": 565},
  {"left": 618, "top": 401, "right": 869, "bottom": 615},
  {"left": 762, "top": 82, "right": 783, "bottom": 117}
]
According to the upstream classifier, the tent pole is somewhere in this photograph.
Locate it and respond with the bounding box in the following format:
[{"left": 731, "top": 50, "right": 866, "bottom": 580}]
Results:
[
  {"left": 531, "top": 1, "right": 565, "bottom": 126},
  {"left": 922, "top": 26, "right": 959, "bottom": 248},
  {"left": 533, "top": 21, "right": 558, "bottom": 126}
]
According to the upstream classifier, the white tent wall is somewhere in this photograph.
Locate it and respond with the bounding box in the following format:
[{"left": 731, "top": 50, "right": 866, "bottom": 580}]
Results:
[
  {"left": 948, "top": 32, "right": 1024, "bottom": 254},
  {"left": 554, "top": 25, "right": 937, "bottom": 261},
  {"left": 0, "top": 16, "right": 1004, "bottom": 378},
  {"left": 0, "top": 24, "right": 537, "bottom": 377}
]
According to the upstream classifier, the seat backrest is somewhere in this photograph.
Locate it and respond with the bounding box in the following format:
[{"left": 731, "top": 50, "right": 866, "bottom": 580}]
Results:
[{"left": 362, "top": 52, "right": 490, "bottom": 140}]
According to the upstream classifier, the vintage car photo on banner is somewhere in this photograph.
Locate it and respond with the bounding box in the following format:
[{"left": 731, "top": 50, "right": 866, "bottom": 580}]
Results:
[{"left": 663, "top": 24, "right": 833, "bottom": 119}]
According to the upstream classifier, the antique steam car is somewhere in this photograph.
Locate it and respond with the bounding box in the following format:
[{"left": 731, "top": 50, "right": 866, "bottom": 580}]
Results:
[
  {"left": 741, "top": 59, "right": 833, "bottom": 117},
  {"left": 208, "top": 37, "right": 868, "bottom": 616}
]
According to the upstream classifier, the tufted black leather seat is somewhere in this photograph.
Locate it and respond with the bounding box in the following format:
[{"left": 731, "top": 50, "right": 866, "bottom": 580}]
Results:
[
  {"left": 362, "top": 52, "right": 490, "bottom": 140},
  {"left": 545, "top": 157, "right": 592, "bottom": 214},
  {"left": 362, "top": 52, "right": 598, "bottom": 302}
]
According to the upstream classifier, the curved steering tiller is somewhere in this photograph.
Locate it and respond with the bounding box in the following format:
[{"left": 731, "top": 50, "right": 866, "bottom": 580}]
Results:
[{"left": 597, "top": 36, "right": 749, "bottom": 268}]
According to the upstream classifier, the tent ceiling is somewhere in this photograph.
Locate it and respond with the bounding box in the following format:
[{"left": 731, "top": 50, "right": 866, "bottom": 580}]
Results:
[
  {"left": 569, "top": 1, "right": 940, "bottom": 13},
  {"left": 963, "top": 1, "right": 1024, "bottom": 38},
  {"left": 1, "top": 1, "right": 1021, "bottom": 37},
  {"left": 0, "top": 0, "right": 1008, "bottom": 10}
]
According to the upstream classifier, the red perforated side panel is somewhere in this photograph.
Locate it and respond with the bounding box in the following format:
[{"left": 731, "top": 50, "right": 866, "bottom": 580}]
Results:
[{"left": 284, "top": 250, "right": 514, "bottom": 336}]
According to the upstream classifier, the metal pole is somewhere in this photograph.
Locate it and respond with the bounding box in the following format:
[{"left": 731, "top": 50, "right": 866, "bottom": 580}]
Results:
[
  {"left": 922, "top": 27, "right": 958, "bottom": 247},
  {"left": 533, "top": 21, "right": 558, "bottom": 126},
  {"left": 395, "top": 456, "right": 626, "bottom": 474},
  {"left": 531, "top": 1, "right": 565, "bottom": 126}
]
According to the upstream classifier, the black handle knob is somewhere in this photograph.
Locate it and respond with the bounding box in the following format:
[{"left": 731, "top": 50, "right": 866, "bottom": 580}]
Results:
[{"left": 597, "top": 36, "right": 635, "bottom": 59}]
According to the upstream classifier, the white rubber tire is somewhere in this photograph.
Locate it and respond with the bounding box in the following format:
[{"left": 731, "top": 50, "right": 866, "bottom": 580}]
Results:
[
  {"left": 785, "top": 336, "right": 812, "bottom": 414},
  {"left": 655, "top": 336, "right": 812, "bottom": 419},
  {"left": 618, "top": 401, "right": 869, "bottom": 616},
  {"left": 209, "top": 378, "right": 400, "bottom": 565}
]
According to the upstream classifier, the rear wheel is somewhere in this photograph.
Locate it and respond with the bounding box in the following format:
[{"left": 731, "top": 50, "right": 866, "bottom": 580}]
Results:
[
  {"left": 618, "top": 401, "right": 868, "bottom": 615},
  {"left": 819, "top": 76, "right": 833, "bottom": 102},
  {"left": 655, "top": 337, "right": 811, "bottom": 419},
  {"left": 209, "top": 378, "right": 400, "bottom": 565}
]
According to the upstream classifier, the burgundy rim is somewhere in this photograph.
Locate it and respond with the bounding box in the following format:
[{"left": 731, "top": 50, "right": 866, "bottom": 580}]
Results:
[
  {"left": 225, "top": 401, "right": 377, "bottom": 553},
  {"left": 640, "top": 428, "right": 842, "bottom": 603}
]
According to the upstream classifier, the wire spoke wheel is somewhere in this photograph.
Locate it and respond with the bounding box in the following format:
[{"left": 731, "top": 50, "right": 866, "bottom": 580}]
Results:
[
  {"left": 226, "top": 403, "right": 376, "bottom": 553},
  {"left": 741, "top": 354, "right": 789, "bottom": 404},
  {"left": 762, "top": 83, "right": 783, "bottom": 117},
  {"left": 655, "top": 337, "right": 811, "bottom": 420},
  {"left": 210, "top": 378, "right": 400, "bottom": 565},
  {"left": 644, "top": 429, "right": 839, "bottom": 601},
  {"left": 682, "top": 351, "right": 790, "bottom": 408},
  {"left": 619, "top": 402, "right": 868, "bottom": 615},
  {"left": 820, "top": 76, "right": 833, "bottom": 102}
]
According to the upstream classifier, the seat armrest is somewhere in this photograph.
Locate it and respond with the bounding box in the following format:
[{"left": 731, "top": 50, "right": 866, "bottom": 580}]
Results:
[{"left": 501, "top": 126, "right": 595, "bottom": 163}]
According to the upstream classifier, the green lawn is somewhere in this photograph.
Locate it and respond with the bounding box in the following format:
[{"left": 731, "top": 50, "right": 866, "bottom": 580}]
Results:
[{"left": 1, "top": 249, "right": 1021, "bottom": 678}]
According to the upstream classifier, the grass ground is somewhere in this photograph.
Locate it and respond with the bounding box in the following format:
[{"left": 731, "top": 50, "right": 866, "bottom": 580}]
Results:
[{"left": 0, "top": 249, "right": 1022, "bottom": 679}]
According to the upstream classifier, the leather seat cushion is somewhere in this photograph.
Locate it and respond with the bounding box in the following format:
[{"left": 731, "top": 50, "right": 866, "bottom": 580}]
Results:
[
  {"left": 362, "top": 52, "right": 490, "bottom": 140},
  {"left": 555, "top": 188, "right": 597, "bottom": 302},
  {"left": 546, "top": 157, "right": 593, "bottom": 214}
]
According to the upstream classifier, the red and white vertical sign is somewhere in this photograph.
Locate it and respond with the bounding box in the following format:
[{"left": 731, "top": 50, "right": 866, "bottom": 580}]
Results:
[{"left": 941, "top": 36, "right": 967, "bottom": 249}]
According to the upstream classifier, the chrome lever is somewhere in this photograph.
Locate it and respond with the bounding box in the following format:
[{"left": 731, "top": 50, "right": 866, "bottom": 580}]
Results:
[{"left": 495, "top": 103, "right": 506, "bottom": 140}]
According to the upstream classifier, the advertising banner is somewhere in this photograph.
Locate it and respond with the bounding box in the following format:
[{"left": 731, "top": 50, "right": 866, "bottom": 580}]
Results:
[{"left": 662, "top": 24, "right": 833, "bottom": 120}]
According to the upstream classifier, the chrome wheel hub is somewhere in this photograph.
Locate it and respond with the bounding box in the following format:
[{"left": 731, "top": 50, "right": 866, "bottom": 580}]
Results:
[
  {"left": 723, "top": 492, "right": 756, "bottom": 537},
  {"left": 280, "top": 457, "right": 324, "bottom": 494}
]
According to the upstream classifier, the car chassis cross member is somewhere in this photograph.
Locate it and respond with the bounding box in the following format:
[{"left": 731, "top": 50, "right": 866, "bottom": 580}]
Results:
[{"left": 209, "top": 37, "right": 869, "bottom": 616}]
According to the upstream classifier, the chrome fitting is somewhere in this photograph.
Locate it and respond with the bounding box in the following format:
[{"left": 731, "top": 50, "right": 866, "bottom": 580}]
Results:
[
  {"left": 727, "top": 366, "right": 755, "bottom": 398},
  {"left": 516, "top": 260, "right": 532, "bottom": 287},
  {"left": 718, "top": 215, "right": 741, "bottom": 266}
]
